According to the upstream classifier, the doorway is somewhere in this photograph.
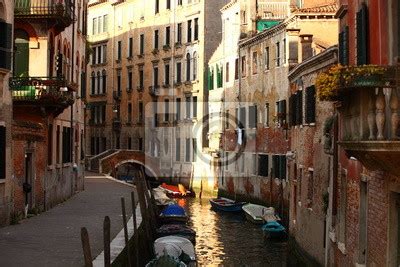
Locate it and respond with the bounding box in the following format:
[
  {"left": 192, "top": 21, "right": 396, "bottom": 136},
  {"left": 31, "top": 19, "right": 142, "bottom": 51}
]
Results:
[{"left": 24, "top": 152, "right": 33, "bottom": 208}]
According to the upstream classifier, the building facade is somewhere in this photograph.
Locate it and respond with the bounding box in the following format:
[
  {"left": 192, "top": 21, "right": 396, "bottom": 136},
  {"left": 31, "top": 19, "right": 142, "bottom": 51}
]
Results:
[
  {"left": 0, "top": 0, "right": 13, "bottom": 225},
  {"left": 326, "top": 0, "right": 400, "bottom": 266},
  {"left": 217, "top": 2, "right": 337, "bottom": 227},
  {"left": 86, "top": 0, "right": 226, "bottom": 192},
  {"left": 287, "top": 46, "right": 337, "bottom": 265},
  {"left": 10, "top": 0, "right": 86, "bottom": 219}
]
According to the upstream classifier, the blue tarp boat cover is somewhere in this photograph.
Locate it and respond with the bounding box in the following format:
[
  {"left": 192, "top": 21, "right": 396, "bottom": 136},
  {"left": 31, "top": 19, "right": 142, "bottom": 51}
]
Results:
[
  {"left": 161, "top": 204, "right": 186, "bottom": 216},
  {"left": 262, "top": 221, "right": 285, "bottom": 233}
]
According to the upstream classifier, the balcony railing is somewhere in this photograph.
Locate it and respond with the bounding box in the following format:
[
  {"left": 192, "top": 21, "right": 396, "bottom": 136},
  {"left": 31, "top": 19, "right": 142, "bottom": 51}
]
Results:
[
  {"left": 10, "top": 76, "right": 74, "bottom": 114},
  {"left": 15, "top": 0, "right": 73, "bottom": 31},
  {"left": 257, "top": 1, "right": 290, "bottom": 20}
]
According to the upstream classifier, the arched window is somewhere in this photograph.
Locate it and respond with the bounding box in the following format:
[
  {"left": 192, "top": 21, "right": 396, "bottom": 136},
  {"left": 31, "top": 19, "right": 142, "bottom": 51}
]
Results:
[
  {"left": 102, "top": 69, "right": 107, "bottom": 94},
  {"left": 91, "top": 71, "right": 96, "bottom": 95},
  {"left": 186, "top": 53, "right": 191, "bottom": 81},
  {"left": 14, "top": 29, "right": 30, "bottom": 77},
  {"left": 192, "top": 52, "right": 197, "bottom": 81},
  {"left": 97, "top": 71, "right": 101, "bottom": 94}
]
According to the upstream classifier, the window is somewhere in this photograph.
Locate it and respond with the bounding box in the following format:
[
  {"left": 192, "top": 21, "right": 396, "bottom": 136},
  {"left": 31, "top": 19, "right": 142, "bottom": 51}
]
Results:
[
  {"left": 117, "top": 41, "right": 122, "bottom": 60},
  {"left": 239, "top": 107, "right": 246, "bottom": 128},
  {"left": 252, "top": 154, "right": 257, "bottom": 175},
  {"left": 238, "top": 154, "right": 244, "bottom": 173},
  {"left": 139, "top": 67, "right": 144, "bottom": 88},
  {"left": 97, "top": 71, "right": 101, "bottom": 94},
  {"left": 138, "top": 138, "right": 143, "bottom": 151},
  {"left": 91, "top": 72, "right": 95, "bottom": 94},
  {"left": 258, "top": 154, "right": 269, "bottom": 177},
  {"left": 128, "top": 69, "right": 132, "bottom": 91},
  {"left": 217, "top": 64, "right": 223, "bottom": 88},
  {"left": 176, "top": 62, "right": 182, "bottom": 83},
  {"left": 276, "top": 100, "right": 287, "bottom": 126},
  {"left": 155, "top": 0, "right": 159, "bottom": 14},
  {"left": 103, "top": 15, "right": 108, "bottom": 32},
  {"left": 117, "top": 71, "right": 121, "bottom": 92},
  {"left": 225, "top": 62, "right": 229, "bottom": 82},
  {"left": 305, "top": 86, "right": 316, "bottom": 124},
  {"left": 194, "top": 18, "right": 199, "bottom": 41},
  {"left": 241, "top": 56, "right": 246, "bottom": 77},
  {"left": 289, "top": 91, "right": 303, "bottom": 126},
  {"left": 235, "top": 58, "right": 239, "bottom": 80},
  {"left": 139, "top": 102, "right": 144, "bottom": 123},
  {"left": 153, "top": 66, "right": 159, "bottom": 87},
  {"left": 176, "top": 98, "right": 181, "bottom": 120},
  {"left": 177, "top": 23, "right": 182, "bottom": 44},
  {"left": 176, "top": 138, "right": 181, "bottom": 161},
  {"left": 97, "top": 46, "right": 101, "bottom": 64},
  {"left": 192, "top": 138, "right": 197, "bottom": 162},
  {"left": 166, "top": 0, "right": 171, "bottom": 9},
  {"left": 56, "top": 126, "right": 60, "bottom": 163},
  {"left": 92, "top": 48, "right": 96, "bottom": 65},
  {"left": 249, "top": 105, "right": 257, "bottom": 128},
  {"left": 265, "top": 47, "right": 270, "bottom": 70},
  {"left": 128, "top": 103, "right": 132, "bottom": 123},
  {"left": 208, "top": 67, "right": 214, "bottom": 90},
  {"left": 140, "top": 34, "right": 144, "bottom": 55},
  {"left": 252, "top": 51, "right": 258, "bottom": 74},
  {"left": 193, "top": 96, "right": 197, "bottom": 118},
  {"left": 0, "top": 126, "right": 5, "bottom": 178},
  {"left": 128, "top": 37, "right": 133, "bottom": 58},
  {"left": 272, "top": 155, "right": 286, "bottom": 179},
  {"left": 102, "top": 70, "right": 107, "bottom": 94},
  {"left": 165, "top": 26, "right": 171, "bottom": 46},
  {"left": 177, "top": 0, "right": 182, "bottom": 6},
  {"left": 62, "top": 127, "right": 72, "bottom": 163},
  {"left": 186, "top": 53, "right": 191, "bottom": 81},
  {"left": 283, "top": 38, "right": 286, "bottom": 64},
  {"left": 276, "top": 42, "right": 280, "bottom": 66},
  {"left": 187, "top": 20, "right": 192, "bottom": 43},
  {"left": 265, "top": 103, "right": 270, "bottom": 127},
  {"left": 193, "top": 52, "right": 197, "bottom": 80},
  {"left": 339, "top": 26, "right": 349, "bottom": 65},
  {"left": 164, "top": 63, "right": 170, "bottom": 85},
  {"left": 154, "top": 30, "right": 159, "bottom": 49},
  {"left": 98, "top": 16, "right": 103, "bottom": 35},
  {"left": 185, "top": 139, "right": 191, "bottom": 162},
  {"left": 128, "top": 137, "right": 132, "bottom": 149},
  {"left": 93, "top": 17, "right": 97, "bottom": 35},
  {"left": 164, "top": 99, "right": 169, "bottom": 121},
  {"left": 186, "top": 96, "right": 191, "bottom": 118},
  {"left": 356, "top": 4, "right": 368, "bottom": 65}
]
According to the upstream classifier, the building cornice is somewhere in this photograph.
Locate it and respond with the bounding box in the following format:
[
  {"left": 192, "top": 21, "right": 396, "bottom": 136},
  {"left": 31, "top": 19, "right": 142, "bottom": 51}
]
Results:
[
  {"left": 335, "top": 4, "right": 348, "bottom": 19},
  {"left": 288, "top": 45, "right": 338, "bottom": 81}
]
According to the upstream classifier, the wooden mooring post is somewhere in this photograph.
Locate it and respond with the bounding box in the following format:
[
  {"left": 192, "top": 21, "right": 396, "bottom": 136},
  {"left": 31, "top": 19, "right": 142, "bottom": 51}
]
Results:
[
  {"left": 103, "top": 216, "right": 111, "bottom": 267},
  {"left": 121, "top": 197, "right": 132, "bottom": 267},
  {"left": 131, "top": 191, "right": 139, "bottom": 267},
  {"left": 80, "top": 227, "right": 93, "bottom": 267}
]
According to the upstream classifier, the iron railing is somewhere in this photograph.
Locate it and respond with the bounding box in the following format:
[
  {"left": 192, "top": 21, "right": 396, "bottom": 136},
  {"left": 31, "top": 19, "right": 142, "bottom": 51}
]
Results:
[{"left": 15, "top": 0, "right": 73, "bottom": 25}]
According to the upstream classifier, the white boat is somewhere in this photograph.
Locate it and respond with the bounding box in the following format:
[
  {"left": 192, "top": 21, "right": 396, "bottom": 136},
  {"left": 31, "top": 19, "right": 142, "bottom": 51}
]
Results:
[
  {"left": 154, "top": 236, "right": 196, "bottom": 264},
  {"left": 242, "top": 204, "right": 277, "bottom": 224},
  {"left": 152, "top": 187, "right": 176, "bottom": 206}
]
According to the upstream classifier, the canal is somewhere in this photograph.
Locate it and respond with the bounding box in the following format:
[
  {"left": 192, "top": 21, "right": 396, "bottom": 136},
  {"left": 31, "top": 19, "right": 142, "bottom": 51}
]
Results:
[{"left": 178, "top": 197, "right": 288, "bottom": 266}]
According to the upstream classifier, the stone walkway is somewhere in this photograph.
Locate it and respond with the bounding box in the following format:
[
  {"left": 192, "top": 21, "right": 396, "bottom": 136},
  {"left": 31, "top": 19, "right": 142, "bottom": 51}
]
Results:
[{"left": 0, "top": 177, "right": 134, "bottom": 267}]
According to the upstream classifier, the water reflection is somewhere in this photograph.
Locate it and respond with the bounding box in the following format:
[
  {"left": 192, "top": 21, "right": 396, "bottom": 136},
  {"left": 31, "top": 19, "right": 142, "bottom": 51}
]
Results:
[{"left": 181, "top": 198, "right": 288, "bottom": 266}]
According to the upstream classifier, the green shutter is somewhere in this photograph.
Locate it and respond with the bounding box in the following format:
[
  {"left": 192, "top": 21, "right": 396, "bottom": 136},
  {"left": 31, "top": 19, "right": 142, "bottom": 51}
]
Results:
[{"left": 357, "top": 4, "right": 368, "bottom": 65}]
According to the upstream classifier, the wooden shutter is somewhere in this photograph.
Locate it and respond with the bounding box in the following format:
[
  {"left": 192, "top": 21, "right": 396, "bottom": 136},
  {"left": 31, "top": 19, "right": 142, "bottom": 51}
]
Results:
[
  {"left": 295, "top": 90, "right": 303, "bottom": 125},
  {"left": 258, "top": 154, "right": 269, "bottom": 177},
  {"left": 249, "top": 105, "right": 257, "bottom": 128},
  {"left": 279, "top": 155, "right": 286, "bottom": 179},
  {"left": 0, "top": 22, "right": 12, "bottom": 70},
  {"left": 0, "top": 126, "right": 5, "bottom": 179},
  {"left": 240, "top": 107, "right": 246, "bottom": 128},
  {"left": 305, "top": 86, "right": 316, "bottom": 123},
  {"left": 357, "top": 4, "right": 368, "bottom": 65},
  {"left": 272, "top": 155, "right": 279, "bottom": 178},
  {"left": 289, "top": 94, "right": 295, "bottom": 126}
]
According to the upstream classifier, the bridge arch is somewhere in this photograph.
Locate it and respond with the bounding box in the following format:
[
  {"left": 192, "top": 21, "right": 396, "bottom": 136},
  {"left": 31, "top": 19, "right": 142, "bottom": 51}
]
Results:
[{"left": 114, "top": 159, "right": 158, "bottom": 179}]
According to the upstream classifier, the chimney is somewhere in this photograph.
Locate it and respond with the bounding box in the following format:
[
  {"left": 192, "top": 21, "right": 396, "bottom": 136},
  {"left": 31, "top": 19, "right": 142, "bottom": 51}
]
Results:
[
  {"left": 299, "top": 34, "right": 313, "bottom": 62},
  {"left": 287, "top": 29, "right": 300, "bottom": 68}
]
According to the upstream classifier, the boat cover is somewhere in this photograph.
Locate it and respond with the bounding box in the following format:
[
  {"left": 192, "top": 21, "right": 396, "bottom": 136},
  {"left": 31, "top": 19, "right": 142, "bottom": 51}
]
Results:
[
  {"left": 161, "top": 204, "right": 186, "bottom": 216},
  {"left": 154, "top": 236, "right": 196, "bottom": 261},
  {"left": 153, "top": 188, "right": 176, "bottom": 206},
  {"left": 262, "top": 221, "right": 285, "bottom": 232}
]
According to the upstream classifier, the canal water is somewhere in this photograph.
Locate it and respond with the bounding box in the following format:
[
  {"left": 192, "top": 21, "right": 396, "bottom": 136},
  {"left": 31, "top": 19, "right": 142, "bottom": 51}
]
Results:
[{"left": 179, "top": 197, "right": 288, "bottom": 266}]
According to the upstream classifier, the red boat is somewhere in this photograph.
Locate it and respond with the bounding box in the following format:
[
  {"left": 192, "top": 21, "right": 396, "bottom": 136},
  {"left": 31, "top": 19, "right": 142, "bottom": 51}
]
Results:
[{"left": 159, "top": 183, "right": 195, "bottom": 198}]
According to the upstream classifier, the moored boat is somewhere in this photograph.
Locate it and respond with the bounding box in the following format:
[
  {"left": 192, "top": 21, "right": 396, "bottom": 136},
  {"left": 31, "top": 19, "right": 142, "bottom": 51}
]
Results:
[
  {"left": 145, "top": 255, "right": 186, "bottom": 267},
  {"left": 209, "top": 197, "right": 246, "bottom": 212},
  {"left": 242, "top": 203, "right": 273, "bottom": 224},
  {"left": 159, "top": 204, "right": 188, "bottom": 224},
  {"left": 261, "top": 221, "right": 286, "bottom": 240},
  {"left": 159, "top": 183, "right": 195, "bottom": 198},
  {"left": 153, "top": 236, "right": 196, "bottom": 265},
  {"left": 156, "top": 224, "right": 196, "bottom": 244}
]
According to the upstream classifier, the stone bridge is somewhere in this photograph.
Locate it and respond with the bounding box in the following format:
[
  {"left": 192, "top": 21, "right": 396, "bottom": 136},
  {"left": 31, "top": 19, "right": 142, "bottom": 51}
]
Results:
[{"left": 98, "top": 150, "right": 160, "bottom": 178}]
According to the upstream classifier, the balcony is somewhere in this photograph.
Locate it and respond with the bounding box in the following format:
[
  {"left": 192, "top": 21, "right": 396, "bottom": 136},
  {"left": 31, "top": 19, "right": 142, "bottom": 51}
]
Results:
[
  {"left": 149, "top": 86, "right": 159, "bottom": 97},
  {"left": 10, "top": 76, "right": 74, "bottom": 116},
  {"left": 113, "top": 90, "right": 122, "bottom": 101},
  {"left": 335, "top": 65, "right": 400, "bottom": 176},
  {"left": 14, "top": 0, "right": 73, "bottom": 32}
]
